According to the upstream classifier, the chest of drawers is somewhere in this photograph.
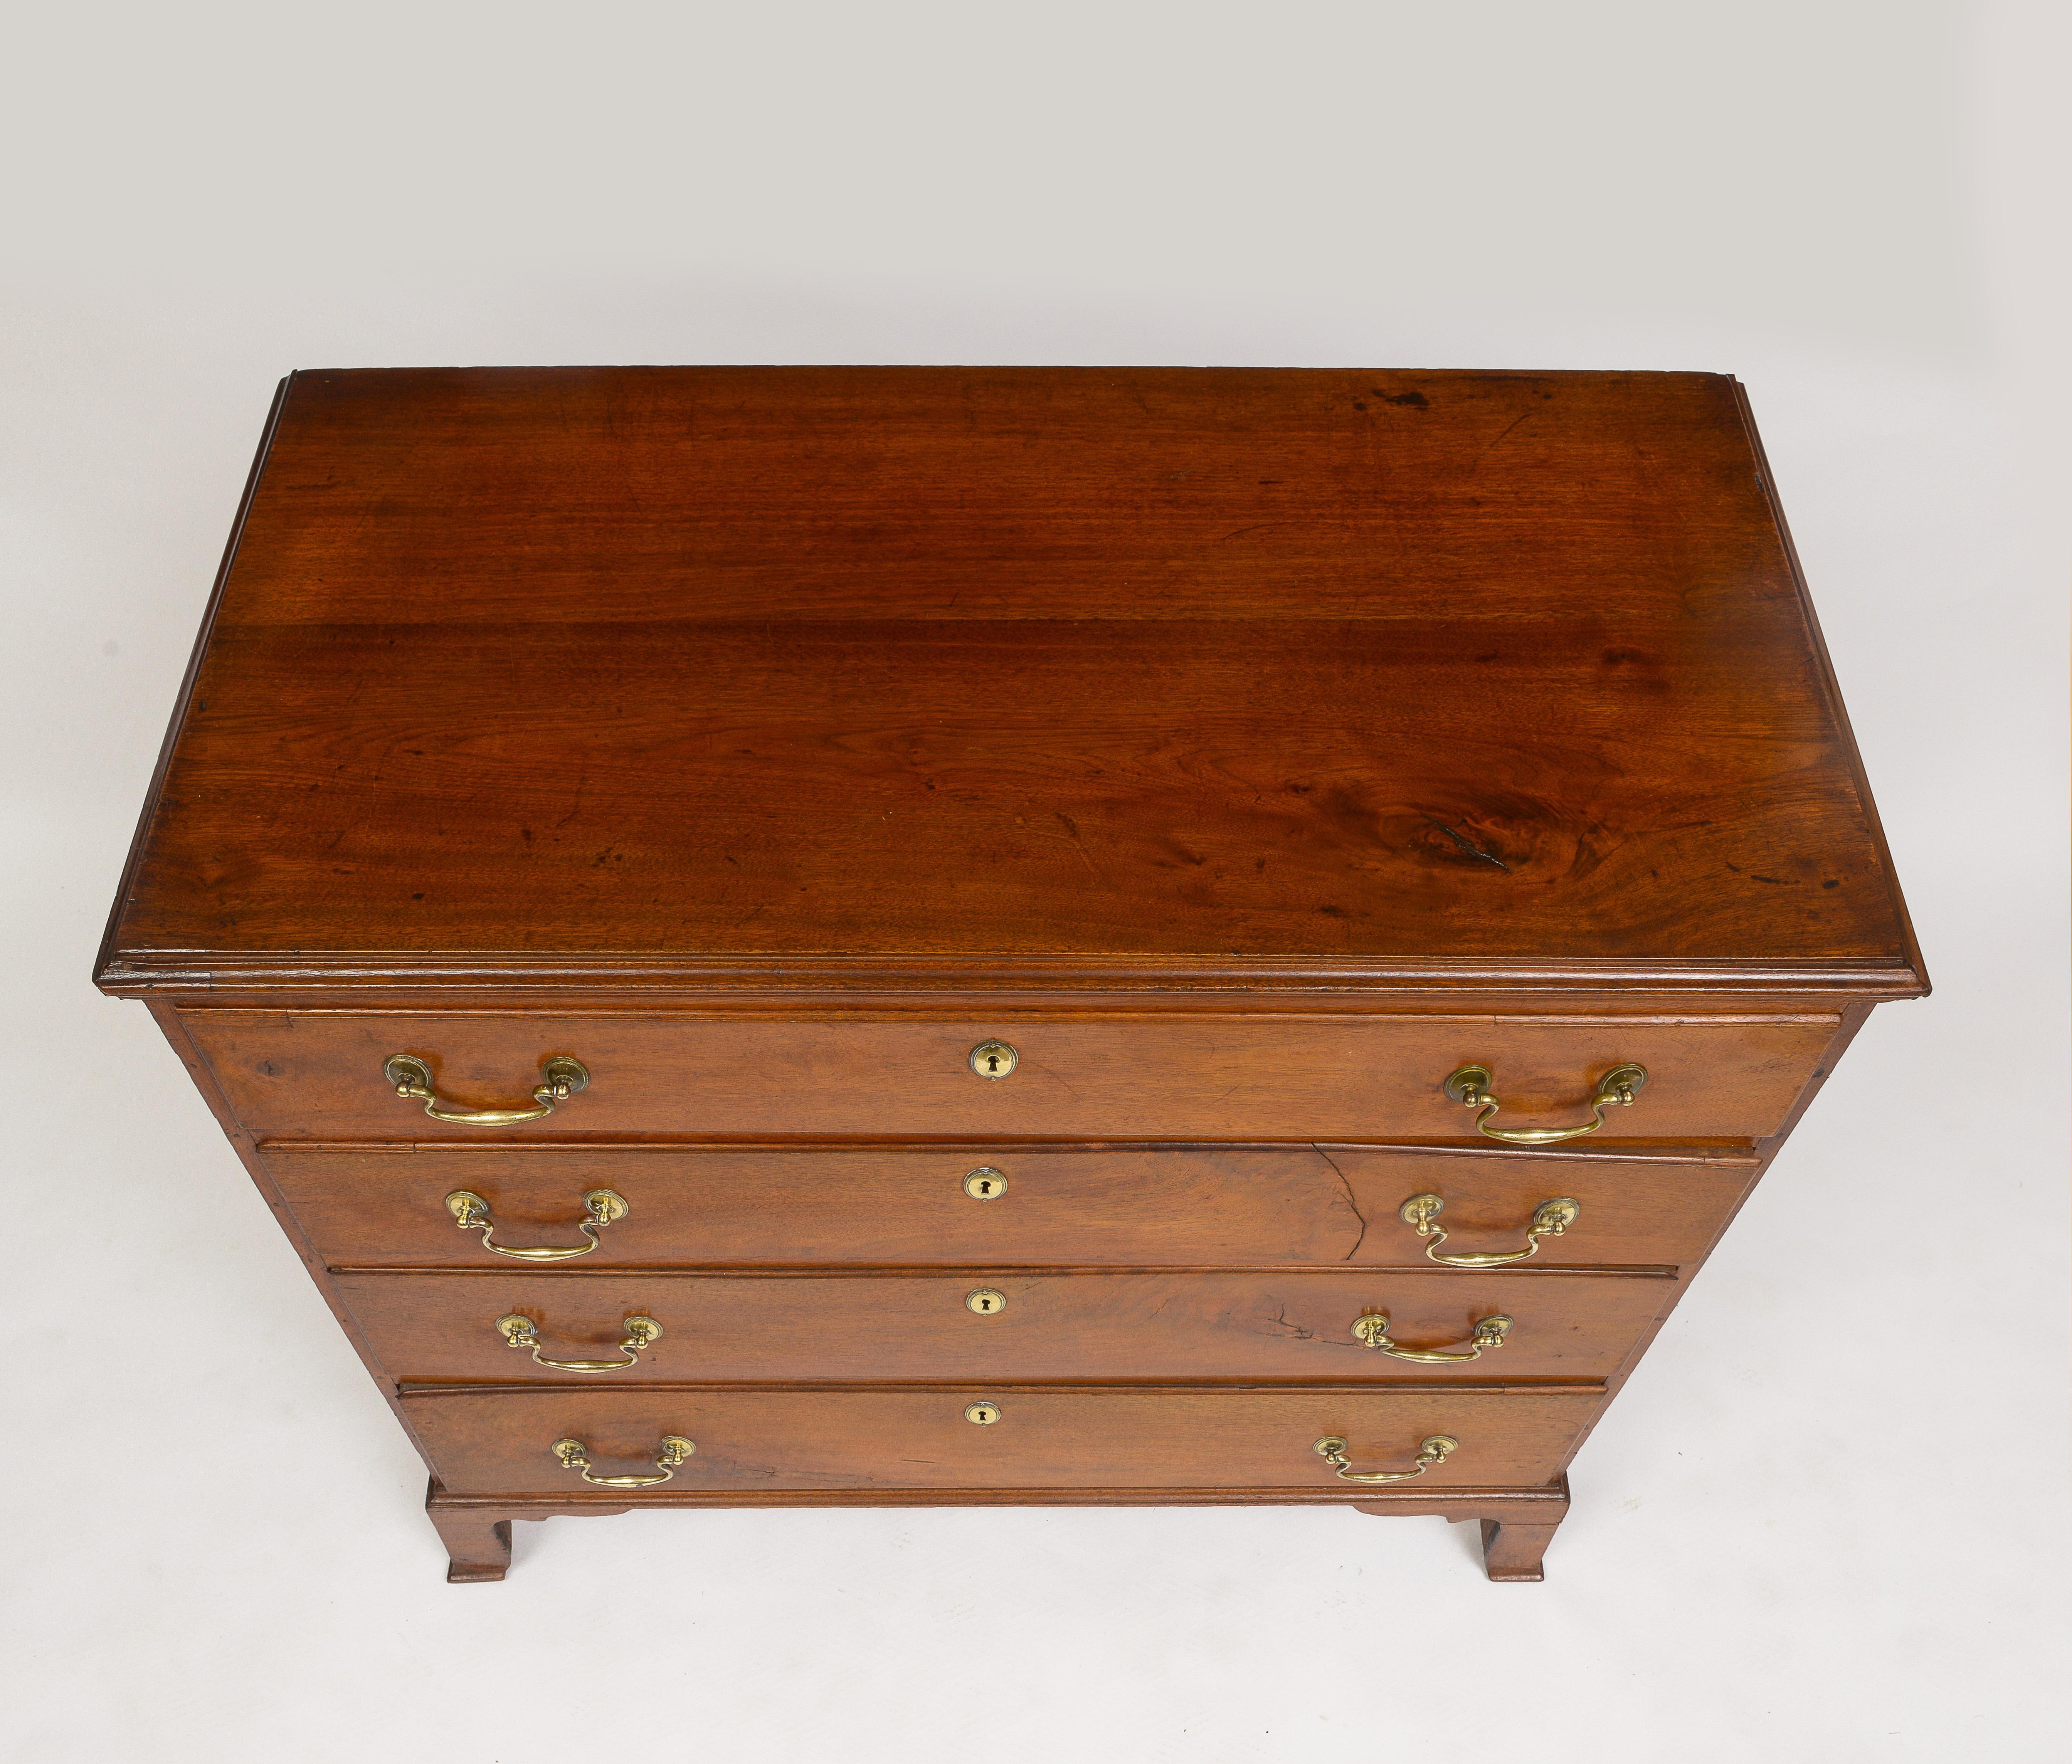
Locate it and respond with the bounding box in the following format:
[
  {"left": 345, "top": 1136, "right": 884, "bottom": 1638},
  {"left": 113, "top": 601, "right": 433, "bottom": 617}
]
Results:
[{"left": 96, "top": 366, "right": 1925, "bottom": 1582}]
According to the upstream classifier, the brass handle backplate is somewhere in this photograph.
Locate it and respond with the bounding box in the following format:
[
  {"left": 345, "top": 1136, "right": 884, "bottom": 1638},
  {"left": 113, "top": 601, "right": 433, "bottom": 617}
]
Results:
[
  {"left": 551, "top": 1434, "right": 694, "bottom": 1488},
  {"left": 1398, "top": 1193, "right": 1581, "bottom": 1267},
  {"left": 1313, "top": 1433, "right": 1458, "bottom": 1484},
  {"left": 385, "top": 1053, "right": 590, "bottom": 1126},
  {"left": 1444, "top": 1062, "right": 1646, "bottom": 1144},
  {"left": 1351, "top": 1311, "right": 1511, "bottom": 1362},
  {"left": 445, "top": 1188, "right": 628, "bottom": 1261},
  {"left": 498, "top": 1313, "right": 661, "bottom": 1373}
]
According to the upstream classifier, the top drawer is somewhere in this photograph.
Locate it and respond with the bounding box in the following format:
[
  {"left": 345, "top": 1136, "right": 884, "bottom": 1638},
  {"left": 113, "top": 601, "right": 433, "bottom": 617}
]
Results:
[{"left": 185, "top": 1010, "right": 1838, "bottom": 1143}]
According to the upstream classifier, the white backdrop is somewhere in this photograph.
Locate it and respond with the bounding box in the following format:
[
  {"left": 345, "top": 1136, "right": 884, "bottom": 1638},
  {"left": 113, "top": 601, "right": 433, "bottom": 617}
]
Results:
[{"left": 4, "top": 4, "right": 2065, "bottom": 1759}]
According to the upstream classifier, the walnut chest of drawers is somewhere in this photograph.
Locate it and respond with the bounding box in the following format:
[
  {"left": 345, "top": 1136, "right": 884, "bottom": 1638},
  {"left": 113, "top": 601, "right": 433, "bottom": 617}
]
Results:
[{"left": 96, "top": 366, "right": 1926, "bottom": 1582}]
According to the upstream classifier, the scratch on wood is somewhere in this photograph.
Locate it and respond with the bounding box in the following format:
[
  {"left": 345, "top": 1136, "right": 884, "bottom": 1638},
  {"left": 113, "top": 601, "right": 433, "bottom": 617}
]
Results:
[
  {"left": 1051, "top": 810, "right": 1104, "bottom": 880},
  {"left": 1259, "top": 1305, "right": 1316, "bottom": 1340},
  {"left": 1473, "top": 410, "right": 1532, "bottom": 463},
  {"left": 1312, "top": 1144, "right": 1369, "bottom": 1259},
  {"left": 1424, "top": 816, "right": 1511, "bottom": 872}
]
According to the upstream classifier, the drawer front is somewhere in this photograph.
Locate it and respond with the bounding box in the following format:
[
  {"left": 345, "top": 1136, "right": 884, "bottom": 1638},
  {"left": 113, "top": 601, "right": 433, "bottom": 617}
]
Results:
[
  {"left": 269, "top": 1144, "right": 1756, "bottom": 1270},
  {"left": 342, "top": 1268, "right": 1668, "bottom": 1384},
  {"left": 193, "top": 1009, "right": 1837, "bottom": 1142},
  {"left": 407, "top": 1386, "right": 1600, "bottom": 1494}
]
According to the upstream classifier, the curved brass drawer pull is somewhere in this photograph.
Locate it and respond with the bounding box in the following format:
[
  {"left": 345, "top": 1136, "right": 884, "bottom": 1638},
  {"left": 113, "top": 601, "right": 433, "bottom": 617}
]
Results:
[
  {"left": 1352, "top": 1311, "right": 1510, "bottom": 1362},
  {"left": 498, "top": 1313, "right": 661, "bottom": 1373},
  {"left": 385, "top": 1053, "right": 590, "bottom": 1126},
  {"left": 1399, "top": 1193, "right": 1580, "bottom": 1267},
  {"left": 1313, "top": 1433, "right": 1458, "bottom": 1484},
  {"left": 1444, "top": 1062, "right": 1646, "bottom": 1144},
  {"left": 551, "top": 1435, "right": 694, "bottom": 1488},
  {"left": 445, "top": 1188, "right": 628, "bottom": 1261}
]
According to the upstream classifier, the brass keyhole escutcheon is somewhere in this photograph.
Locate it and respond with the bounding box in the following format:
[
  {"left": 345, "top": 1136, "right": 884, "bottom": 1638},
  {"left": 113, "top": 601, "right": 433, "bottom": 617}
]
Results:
[
  {"left": 965, "top": 1401, "right": 1002, "bottom": 1425},
  {"left": 969, "top": 1040, "right": 1019, "bottom": 1080},
  {"left": 966, "top": 1288, "right": 1007, "bottom": 1315},
  {"left": 964, "top": 1166, "right": 1008, "bottom": 1201}
]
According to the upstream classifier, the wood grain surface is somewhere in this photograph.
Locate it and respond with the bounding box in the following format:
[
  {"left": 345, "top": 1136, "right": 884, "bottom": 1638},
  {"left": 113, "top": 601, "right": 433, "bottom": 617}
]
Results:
[
  {"left": 90, "top": 368, "right": 1924, "bottom": 1577},
  {"left": 340, "top": 1266, "right": 1668, "bottom": 1384},
  {"left": 405, "top": 1383, "right": 1601, "bottom": 1494},
  {"left": 188, "top": 1008, "right": 1836, "bottom": 1141},
  {"left": 96, "top": 367, "right": 1924, "bottom": 995},
  {"left": 422, "top": 1473, "right": 1573, "bottom": 1581},
  {"left": 270, "top": 1142, "right": 1756, "bottom": 1270}
]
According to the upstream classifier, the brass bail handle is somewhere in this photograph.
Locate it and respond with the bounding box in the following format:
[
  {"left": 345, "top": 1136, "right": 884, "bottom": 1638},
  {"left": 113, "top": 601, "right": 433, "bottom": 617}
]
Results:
[
  {"left": 1351, "top": 1311, "right": 1511, "bottom": 1362},
  {"left": 1398, "top": 1193, "right": 1581, "bottom": 1268},
  {"left": 1313, "top": 1433, "right": 1459, "bottom": 1484},
  {"left": 498, "top": 1313, "right": 662, "bottom": 1373},
  {"left": 1445, "top": 1062, "right": 1647, "bottom": 1145},
  {"left": 385, "top": 1053, "right": 590, "bottom": 1126},
  {"left": 552, "top": 1435, "right": 695, "bottom": 1488},
  {"left": 445, "top": 1188, "right": 629, "bottom": 1262}
]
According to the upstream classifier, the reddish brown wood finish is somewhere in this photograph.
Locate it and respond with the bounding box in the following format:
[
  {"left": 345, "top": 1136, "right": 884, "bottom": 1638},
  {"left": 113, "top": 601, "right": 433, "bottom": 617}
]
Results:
[
  {"left": 426, "top": 1474, "right": 1571, "bottom": 1582},
  {"left": 405, "top": 1385, "right": 1601, "bottom": 1495},
  {"left": 97, "top": 369, "right": 1923, "bottom": 998},
  {"left": 185, "top": 1009, "right": 1836, "bottom": 1142},
  {"left": 339, "top": 1267, "right": 1670, "bottom": 1385},
  {"left": 266, "top": 1141, "right": 1758, "bottom": 1271},
  {"left": 94, "top": 370, "right": 1925, "bottom": 1581},
  {"left": 426, "top": 1507, "right": 511, "bottom": 1583},
  {"left": 136, "top": 1001, "right": 446, "bottom": 1470},
  {"left": 425, "top": 1484, "right": 630, "bottom": 1583},
  {"left": 1476, "top": 1514, "right": 1566, "bottom": 1581},
  {"left": 1353, "top": 1495, "right": 1571, "bottom": 1581}
]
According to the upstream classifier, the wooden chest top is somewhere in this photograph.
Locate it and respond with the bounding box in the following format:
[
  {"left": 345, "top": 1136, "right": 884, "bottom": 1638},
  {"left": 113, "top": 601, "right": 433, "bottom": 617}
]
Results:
[{"left": 97, "top": 366, "right": 1922, "bottom": 998}]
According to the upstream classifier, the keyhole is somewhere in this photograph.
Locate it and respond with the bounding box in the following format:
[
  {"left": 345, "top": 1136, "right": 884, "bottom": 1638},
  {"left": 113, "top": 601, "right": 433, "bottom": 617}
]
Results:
[
  {"left": 968, "top": 1040, "right": 1018, "bottom": 1079},
  {"left": 966, "top": 1288, "right": 1007, "bottom": 1315},
  {"left": 964, "top": 1168, "right": 1007, "bottom": 1201}
]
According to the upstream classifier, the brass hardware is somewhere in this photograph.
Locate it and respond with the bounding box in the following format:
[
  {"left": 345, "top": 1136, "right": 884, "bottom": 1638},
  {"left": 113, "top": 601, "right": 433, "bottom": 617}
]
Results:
[
  {"left": 445, "top": 1188, "right": 629, "bottom": 1261},
  {"left": 551, "top": 1435, "right": 695, "bottom": 1488},
  {"left": 1351, "top": 1311, "right": 1512, "bottom": 1362},
  {"left": 965, "top": 1401, "right": 1002, "bottom": 1425},
  {"left": 965, "top": 1288, "right": 1007, "bottom": 1315},
  {"left": 1399, "top": 1193, "right": 1580, "bottom": 1267},
  {"left": 1444, "top": 1062, "right": 1646, "bottom": 1144},
  {"left": 969, "top": 1040, "right": 1019, "bottom": 1080},
  {"left": 1312, "top": 1433, "right": 1458, "bottom": 1484},
  {"left": 386, "top": 1053, "right": 590, "bottom": 1126},
  {"left": 496, "top": 1313, "right": 662, "bottom": 1373},
  {"left": 964, "top": 1166, "right": 1009, "bottom": 1201}
]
